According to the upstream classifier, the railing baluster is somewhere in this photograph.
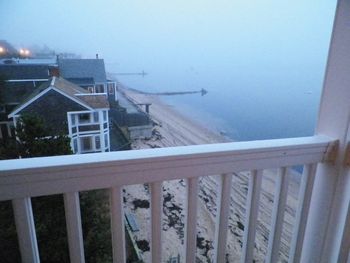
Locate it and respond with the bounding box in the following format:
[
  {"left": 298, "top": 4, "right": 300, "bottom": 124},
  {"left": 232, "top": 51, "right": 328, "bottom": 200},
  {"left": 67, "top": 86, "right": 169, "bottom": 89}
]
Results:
[
  {"left": 110, "top": 186, "right": 126, "bottom": 263},
  {"left": 12, "top": 197, "right": 40, "bottom": 263},
  {"left": 64, "top": 192, "right": 85, "bottom": 263},
  {"left": 185, "top": 177, "right": 199, "bottom": 263},
  {"left": 266, "top": 167, "right": 289, "bottom": 263},
  {"left": 150, "top": 181, "right": 163, "bottom": 263},
  {"left": 288, "top": 163, "right": 316, "bottom": 263},
  {"left": 241, "top": 169, "right": 263, "bottom": 263},
  {"left": 213, "top": 174, "right": 233, "bottom": 263}
]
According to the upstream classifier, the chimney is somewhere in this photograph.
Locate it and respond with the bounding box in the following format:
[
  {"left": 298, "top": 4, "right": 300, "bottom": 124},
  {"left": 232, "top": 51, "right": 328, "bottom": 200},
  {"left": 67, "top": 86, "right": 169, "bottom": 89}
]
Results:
[
  {"left": 49, "top": 65, "right": 60, "bottom": 77},
  {"left": 96, "top": 53, "right": 99, "bottom": 59}
]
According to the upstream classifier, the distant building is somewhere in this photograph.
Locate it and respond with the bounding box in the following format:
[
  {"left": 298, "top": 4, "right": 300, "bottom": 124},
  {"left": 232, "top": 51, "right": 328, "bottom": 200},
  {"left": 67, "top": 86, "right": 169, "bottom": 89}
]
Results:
[
  {"left": 8, "top": 77, "right": 110, "bottom": 154},
  {"left": 58, "top": 57, "right": 118, "bottom": 102},
  {"left": 0, "top": 40, "right": 19, "bottom": 58}
]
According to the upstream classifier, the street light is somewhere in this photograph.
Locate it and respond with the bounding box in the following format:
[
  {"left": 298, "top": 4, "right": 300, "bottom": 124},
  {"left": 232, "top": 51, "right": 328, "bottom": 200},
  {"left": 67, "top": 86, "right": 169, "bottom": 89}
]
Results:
[
  {"left": 19, "top": 48, "right": 30, "bottom": 57},
  {"left": 0, "top": 46, "right": 4, "bottom": 53}
]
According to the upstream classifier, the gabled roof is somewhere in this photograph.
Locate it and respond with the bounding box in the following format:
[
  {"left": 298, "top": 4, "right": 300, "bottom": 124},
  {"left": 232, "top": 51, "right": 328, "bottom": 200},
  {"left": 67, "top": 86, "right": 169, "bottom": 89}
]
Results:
[
  {"left": 9, "top": 77, "right": 109, "bottom": 118},
  {"left": 0, "top": 64, "right": 50, "bottom": 80},
  {"left": 58, "top": 59, "right": 107, "bottom": 83},
  {"left": 50, "top": 77, "right": 109, "bottom": 109}
]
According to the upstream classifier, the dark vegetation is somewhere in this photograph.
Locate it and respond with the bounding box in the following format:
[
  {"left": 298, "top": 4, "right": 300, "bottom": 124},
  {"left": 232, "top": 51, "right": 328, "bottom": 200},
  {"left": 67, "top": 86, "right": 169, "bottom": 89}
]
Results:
[
  {"left": 0, "top": 114, "right": 112, "bottom": 262},
  {"left": 136, "top": 239, "right": 150, "bottom": 252}
]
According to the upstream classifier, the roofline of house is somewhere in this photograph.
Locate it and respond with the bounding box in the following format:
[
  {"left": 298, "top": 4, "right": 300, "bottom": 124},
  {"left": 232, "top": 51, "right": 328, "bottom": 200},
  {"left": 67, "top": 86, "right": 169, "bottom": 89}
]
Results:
[
  {"left": 6, "top": 79, "right": 49, "bottom": 82},
  {"left": 51, "top": 87, "right": 93, "bottom": 110},
  {"left": 8, "top": 85, "right": 94, "bottom": 119},
  {"left": 8, "top": 87, "right": 53, "bottom": 118},
  {"left": 74, "top": 93, "right": 108, "bottom": 96}
]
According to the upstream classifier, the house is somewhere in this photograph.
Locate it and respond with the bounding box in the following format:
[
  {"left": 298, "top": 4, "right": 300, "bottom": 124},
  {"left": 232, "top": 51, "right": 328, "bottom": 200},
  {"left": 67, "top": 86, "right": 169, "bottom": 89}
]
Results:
[
  {"left": 1, "top": 1, "right": 350, "bottom": 262},
  {"left": 58, "top": 57, "right": 118, "bottom": 101},
  {"left": 8, "top": 77, "right": 110, "bottom": 154},
  {"left": 0, "top": 56, "right": 152, "bottom": 142},
  {"left": 57, "top": 57, "right": 153, "bottom": 139},
  {"left": 0, "top": 62, "right": 56, "bottom": 139}
]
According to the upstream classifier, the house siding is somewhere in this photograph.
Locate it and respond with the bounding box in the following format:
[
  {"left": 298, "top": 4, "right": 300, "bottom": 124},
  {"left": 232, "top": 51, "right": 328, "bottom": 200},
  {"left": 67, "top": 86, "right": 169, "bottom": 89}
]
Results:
[{"left": 20, "top": 89, "right": 87, "bottom": 135}]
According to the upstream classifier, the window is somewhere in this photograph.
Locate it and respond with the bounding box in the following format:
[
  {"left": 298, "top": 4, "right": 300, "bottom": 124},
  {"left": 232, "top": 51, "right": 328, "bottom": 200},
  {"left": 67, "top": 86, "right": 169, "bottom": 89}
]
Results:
[
  {"left": 95, "top": 136, "right": 101, "bottom": 149},
  {"left": 108, "top": 83, "right": 114, "bottom": 94},
  {"left": 73, "top": 138, "right": 78, "bottom": 153},
  {"left": 71, "top": 114, "right": 76, "bottom": 125},
  {"left": 79, "top": 113, "right": 90, "bottom": 124},
  {"left": 103, "top": 111, "right": 107, "bottom": 122},
  {"left": 87, "top": 87, "right": 94, "bottom": 93},
  {"left": 80, "top": 136, "right": 92, "bottom": 151},
  {"left": 93, "top": 112, "right": 99, "bottom": 122},
  {"left": 95, "top": 84, "right": 105, "bottom": 93},
  {"left": 104, "top": 133, "right": 108, "bottom": 149}
]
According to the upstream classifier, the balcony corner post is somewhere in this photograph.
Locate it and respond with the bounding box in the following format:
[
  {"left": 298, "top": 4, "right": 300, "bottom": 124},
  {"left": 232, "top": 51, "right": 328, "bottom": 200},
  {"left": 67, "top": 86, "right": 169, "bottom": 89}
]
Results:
[{"left": 301, "top": 0, "right": 350, "bottom": 262}]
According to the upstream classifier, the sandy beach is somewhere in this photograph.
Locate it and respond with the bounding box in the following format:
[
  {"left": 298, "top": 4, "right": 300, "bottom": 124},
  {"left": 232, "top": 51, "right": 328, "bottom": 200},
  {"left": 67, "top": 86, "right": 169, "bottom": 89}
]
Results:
[{"left": 119, "top": 86, "right": 300, "bottom": 263}]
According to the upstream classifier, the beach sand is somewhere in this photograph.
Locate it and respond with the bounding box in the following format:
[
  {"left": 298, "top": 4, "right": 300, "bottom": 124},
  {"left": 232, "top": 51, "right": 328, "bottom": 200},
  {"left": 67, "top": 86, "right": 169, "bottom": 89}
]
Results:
[{"left": 119, "top": 87, "right": 300, "bottom": 263}]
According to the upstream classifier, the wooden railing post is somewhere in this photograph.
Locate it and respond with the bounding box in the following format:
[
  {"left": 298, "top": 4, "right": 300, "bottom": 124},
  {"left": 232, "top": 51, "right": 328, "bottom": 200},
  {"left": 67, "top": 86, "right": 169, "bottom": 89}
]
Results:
[
  {"left": 12, "top": 197, "right": 40, "bottom": 263},
  {"left": 301, "top": 1, "right": 350, "bottom": 262}
]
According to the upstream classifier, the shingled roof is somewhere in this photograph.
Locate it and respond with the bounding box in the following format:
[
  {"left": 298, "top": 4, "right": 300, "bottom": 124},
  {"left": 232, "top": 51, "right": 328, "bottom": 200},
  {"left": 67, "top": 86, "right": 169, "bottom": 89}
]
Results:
[
  {"left": 0, "top": 64, "right": 50, "bottom": 80},
  {"left": 9, "top": 77, "right": 109, "bottom": 117},
  {"left": 58, "top": 59, "right": 107, "bottom": 83},
  {"left": 50, "top": 77, "right": 109, "bottom": 109}
]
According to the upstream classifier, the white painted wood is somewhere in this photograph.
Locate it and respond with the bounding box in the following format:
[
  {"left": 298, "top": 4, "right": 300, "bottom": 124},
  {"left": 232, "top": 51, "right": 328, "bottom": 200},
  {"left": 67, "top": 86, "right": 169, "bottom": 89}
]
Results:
[
  {"left": 289, "top": 164, "right": 316, "bottom": 263},
  {"left": 266, "top": 167, "right": 289, "bottom": 263},
  {"left": 12, "top": 198, "right": 40, "bottom": 263},
  {"left": 241, "top": 170, "right": 263, "bottom": 263},
  {"left": 99, "top": 110, "right": 106, "bottom": 152},
  {"left": 213, "top": 174, "right": 233, "bottom": 263},
  {"left": 110, "top": 186, "right": 126, "bottom": 263},
  {"left": 184, "top": 177, "right": 199, "bottom": 263},
  {"left": 63, "top": 192, "right": 85, "bottom": 263},
  {"left": 150, "top": 181, "right": 163, "bottom": 263},
  {"left": 0, "top": 136, "right": 332, "bottom": 201},
  {"left": 302, "top": 1, "right": 350, "bottom": 262}
]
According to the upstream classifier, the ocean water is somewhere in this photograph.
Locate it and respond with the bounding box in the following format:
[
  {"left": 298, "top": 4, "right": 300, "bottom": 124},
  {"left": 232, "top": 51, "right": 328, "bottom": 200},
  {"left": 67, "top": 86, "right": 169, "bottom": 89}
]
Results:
[
  {"left": 110, "top": 1, "right": 336, "bottom": 142},
  {"left": 118, "top": 71, "right": 324, "bottom": 142}
]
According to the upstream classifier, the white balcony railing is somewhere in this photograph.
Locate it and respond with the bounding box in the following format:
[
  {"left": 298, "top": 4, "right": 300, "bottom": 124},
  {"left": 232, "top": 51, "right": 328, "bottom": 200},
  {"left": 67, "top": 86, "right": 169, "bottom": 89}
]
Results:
[{"left": 0, "top": 135, "right": 335, "bottom": 263}]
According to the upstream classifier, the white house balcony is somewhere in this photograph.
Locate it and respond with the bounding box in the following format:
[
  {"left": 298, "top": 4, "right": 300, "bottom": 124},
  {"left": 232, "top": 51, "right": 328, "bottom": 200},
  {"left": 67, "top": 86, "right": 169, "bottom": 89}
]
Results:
[
  {"left": 1, "top": 0, "right": 350, "bottom": 262},
  {"left": 0, "top": 135, "right": 337, "bottom": 263}
]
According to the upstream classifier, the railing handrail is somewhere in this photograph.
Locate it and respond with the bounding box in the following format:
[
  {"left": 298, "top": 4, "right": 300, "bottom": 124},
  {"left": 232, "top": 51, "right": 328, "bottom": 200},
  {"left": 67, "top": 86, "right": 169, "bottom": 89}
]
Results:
[{"left": 0, "top": 135, "right": 333, "bottom": 201}]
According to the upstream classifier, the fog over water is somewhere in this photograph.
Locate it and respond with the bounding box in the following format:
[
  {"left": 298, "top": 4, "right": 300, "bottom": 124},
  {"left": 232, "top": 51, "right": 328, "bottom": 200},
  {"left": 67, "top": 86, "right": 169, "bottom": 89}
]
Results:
[{"left": 1, "top": 0, "right": 337, "bottom": 141}]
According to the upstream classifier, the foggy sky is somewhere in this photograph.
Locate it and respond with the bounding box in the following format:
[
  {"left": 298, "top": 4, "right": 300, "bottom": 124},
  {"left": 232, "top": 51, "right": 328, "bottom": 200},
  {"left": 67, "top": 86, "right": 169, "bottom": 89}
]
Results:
[{"left": 0, "top": 0, "right": 336, "bottom": 92}]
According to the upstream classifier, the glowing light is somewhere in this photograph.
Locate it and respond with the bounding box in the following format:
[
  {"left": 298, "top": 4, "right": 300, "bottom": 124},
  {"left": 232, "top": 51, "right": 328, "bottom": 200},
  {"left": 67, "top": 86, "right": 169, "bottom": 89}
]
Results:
[
  {"left": 0, "top": 46, "right": 4, "bottom": 53},
  {"left": 19, "top": 48, "right": 30, "bottom": 56}
]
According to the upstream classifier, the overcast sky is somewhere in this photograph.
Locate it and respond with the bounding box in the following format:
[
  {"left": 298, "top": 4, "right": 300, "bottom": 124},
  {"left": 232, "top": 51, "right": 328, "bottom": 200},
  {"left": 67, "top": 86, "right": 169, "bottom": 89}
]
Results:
[{"left": 0, "top": 0, "right": 337, "bottom": 91}]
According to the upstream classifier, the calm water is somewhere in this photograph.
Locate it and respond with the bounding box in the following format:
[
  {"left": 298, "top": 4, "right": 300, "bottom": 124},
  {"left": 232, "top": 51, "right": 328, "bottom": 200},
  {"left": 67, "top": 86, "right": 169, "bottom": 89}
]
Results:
[
  {"left": 118, "top": 68, "right": 325, "bottom": 142},
  {"left": 109, "top": 1, "right": 336, "bottom": 142}
]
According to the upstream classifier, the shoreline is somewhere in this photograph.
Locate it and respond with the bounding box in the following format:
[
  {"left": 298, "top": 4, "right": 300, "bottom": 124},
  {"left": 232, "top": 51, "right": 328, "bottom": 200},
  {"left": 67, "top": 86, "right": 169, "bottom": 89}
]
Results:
[
  {"left": 119, "top": 86, "right": 230, "bottom": 149},
  {"left": 119, "top": 86, "right": 300, "bottom": 262}
]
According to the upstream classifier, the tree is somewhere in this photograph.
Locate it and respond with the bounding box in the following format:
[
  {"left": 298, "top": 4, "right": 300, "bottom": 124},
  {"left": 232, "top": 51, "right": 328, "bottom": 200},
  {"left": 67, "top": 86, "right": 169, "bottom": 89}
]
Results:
[
  {"left": 15, "top": 114, "right": 72, "bottom": 157},
  {"left": 0, "top": 113, "right": 112, "bottom": 263},
  {"left": 0, "top": 113, "right": 73, "bottom": 262}
]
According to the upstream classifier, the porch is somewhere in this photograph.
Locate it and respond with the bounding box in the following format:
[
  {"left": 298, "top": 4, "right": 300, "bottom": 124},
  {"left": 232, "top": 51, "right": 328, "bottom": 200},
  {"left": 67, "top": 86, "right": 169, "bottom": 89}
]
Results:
[{"left": 1, "top": 0, "right": 350, "bottom": 262}]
